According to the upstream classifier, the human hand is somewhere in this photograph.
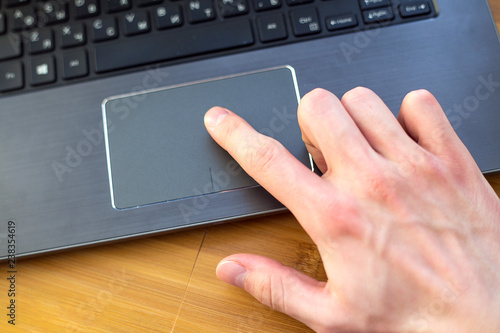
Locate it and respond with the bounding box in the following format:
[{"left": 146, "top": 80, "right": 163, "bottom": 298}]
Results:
[{"left": 204, "top": 87, "right": 500, "bottom": 332}]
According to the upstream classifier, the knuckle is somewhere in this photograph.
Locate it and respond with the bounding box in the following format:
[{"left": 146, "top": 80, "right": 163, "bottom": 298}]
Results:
[
  {"left": 363, "top": 165, "right": 399, "bottom": 203},
  {"left": 269, "top": 270, "right": 293, "bottom": 313},
  {"left": 396, "top": 148, "right": 438, "bottom": 179},
  {"left": 219, "top": 116, "right": 243, "bottom": 144},
  {"left": 246, "top": 268, "right": 293, "bottom": 313},
  {"left": 430, "top": 126, "right": 449, "bottom": 146},
  {"left": 321, "top": 196, "right": 366, "bottom": 240},
  {"left": 411, "top": 149, "right": 446, "bottom": 178},
  {"left": 244, "top": 137, "right": 283, "bottom": 173}
]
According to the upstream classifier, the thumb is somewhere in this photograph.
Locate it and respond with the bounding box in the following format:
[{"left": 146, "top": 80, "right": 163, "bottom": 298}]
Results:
[{"left": 216, "top": 254, "right": 334, "bottom": 330}]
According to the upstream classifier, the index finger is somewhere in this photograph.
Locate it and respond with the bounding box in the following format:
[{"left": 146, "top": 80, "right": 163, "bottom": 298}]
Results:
[{"left": 204, "top": 106, "right": 330, "bottom": 226}]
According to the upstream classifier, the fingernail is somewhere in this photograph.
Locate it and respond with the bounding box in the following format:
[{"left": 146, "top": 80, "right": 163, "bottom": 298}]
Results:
[
  {"left": 205, "top": 107, "right": 229, "bottom": 127},
  {"left": 216, "top": 260, "right": 247, "bottom": 288}
]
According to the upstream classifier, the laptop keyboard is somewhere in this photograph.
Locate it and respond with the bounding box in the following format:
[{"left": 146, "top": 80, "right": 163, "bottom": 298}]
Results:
[{"left": 0, "top": 0, "right": 437, "bottom": 95}]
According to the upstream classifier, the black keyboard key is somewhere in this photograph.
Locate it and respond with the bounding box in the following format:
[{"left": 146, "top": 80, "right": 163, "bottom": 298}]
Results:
[
  {"left": 362, "top": 7, "right": 394, "bottom": 23},
  {"left": 359, "top": 0, "right": 390, "bottom": 9},
  {"left": 0, "top": 12, "right": 5, "bottom": 34},
  {"left": 399, "top": 1, "right": 431, "bottom": 18},
  {"left": 218, "top": 0, "right": 248, "bottom": 18},
  {"left": 290, "top": 7, "right": 321, "bottom": 36},
  {"left": 153, "top": 5, "right": 183, "bottom": 30},
  {"left": 326, "top": 14, "right": 358, "bottom": 31},
  {"left": 106, "top": 0, "right": 132, "bottom": 13},
  {"left": 72, "top": 0, "right": 100, "bottom": 19},
  {"left": 253, "top": 0, "right": 281, "bottom": 11},
  {"left": 95, "top": 19, "right": 254, "bottom": 73},
  {"left": 122, "top": 11, "right": 151, "bottom": 36},
  {"left": 187, "top": 0, "right": 215, "bottom": 23},
  {"left": 30, "top": 55, "right": 56, "bottom": 86},
  {"left": 92, "top": 17, "right": 118, "bottom": 41},
  {"left": 60, "top": 23, "right": 87, "bottom": 48},
  {"left": 39, "top": 1, "right": 69, "bottom": 25},
  {"left": 11, "top": 6, "right": 37, "bottom": 31},
  {"left": 62, "top": 49, "right": 88, "bottom": 79},
  {"left": 0, "top": 61, "right": 23, "bottom": 92},
  {"left": 0, "top": 34, "right": 22, "bottom": 60},
  {"left": 28, "top": 28, "right": 55, "bottom": 54},
  {"left": 6, "top": 0, "right": 30, "bottom": 7},
  {"left": 257, "top": 13, "right": 287, "bottom": 42}
]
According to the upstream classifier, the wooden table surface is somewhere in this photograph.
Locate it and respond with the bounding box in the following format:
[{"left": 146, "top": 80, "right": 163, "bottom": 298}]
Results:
[{"left": 2, "top": 2, "right": 500, "bottom": 332}]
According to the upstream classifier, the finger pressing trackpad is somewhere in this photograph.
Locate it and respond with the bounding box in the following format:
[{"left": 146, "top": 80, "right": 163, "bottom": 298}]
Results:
[{"left": 102, "top": 66, "right": 310, "bottom": 210}]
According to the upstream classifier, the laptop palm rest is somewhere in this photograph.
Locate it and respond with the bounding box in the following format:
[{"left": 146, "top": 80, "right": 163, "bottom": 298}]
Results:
[{"left": 102, "top": 66, "right": 310, "bottom": 210}]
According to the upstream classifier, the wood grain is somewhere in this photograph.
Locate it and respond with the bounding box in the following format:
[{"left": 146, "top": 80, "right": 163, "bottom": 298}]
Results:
[
  {"left": 0, "top": 229, "right": 207, "bottom": 332},
  {"left": 1, "top": 2, "right": 500, "bottom": 332},
  {"left": 175, "top": 215, "right": 325, "bottom": 333}
]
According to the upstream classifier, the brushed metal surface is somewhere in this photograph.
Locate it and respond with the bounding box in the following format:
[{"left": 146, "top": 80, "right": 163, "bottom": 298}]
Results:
[{"left": 1, "top": 0, "right": 500, "bottom": 259}]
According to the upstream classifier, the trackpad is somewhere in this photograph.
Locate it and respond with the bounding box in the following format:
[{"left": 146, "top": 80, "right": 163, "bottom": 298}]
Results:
[{"left": 102, "top": 66, "right": 310, "bottom": 210}]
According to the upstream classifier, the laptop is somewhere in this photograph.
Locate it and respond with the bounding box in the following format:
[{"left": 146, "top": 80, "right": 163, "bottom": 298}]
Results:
[{"left": 1, "top": 0, "right": 500, "bottom": 259}]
